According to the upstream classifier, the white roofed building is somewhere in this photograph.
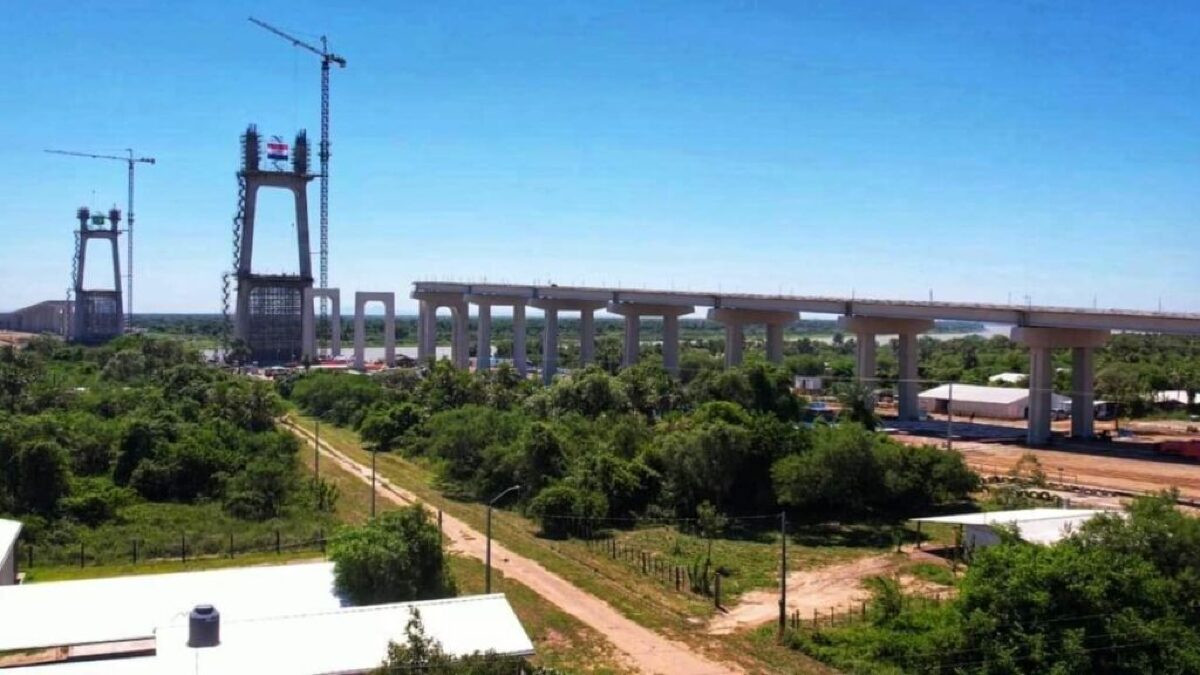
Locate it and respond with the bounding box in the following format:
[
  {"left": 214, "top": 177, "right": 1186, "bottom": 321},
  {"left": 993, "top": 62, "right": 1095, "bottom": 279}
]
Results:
[
  {"left": 987, "top": 372, "right": 1027, "bottom": 385},
  {"left": 919, "top": 383, "right": 1070, "bottom": 420},
  {"left": 0, "top": 562, "right": 533, "bottom": 673},
  {"left": 0, "top": 518, "right": 21, "bottom": 585},
  {"left": 912, "top": 508, "right": 1111, "bottom": 551}
]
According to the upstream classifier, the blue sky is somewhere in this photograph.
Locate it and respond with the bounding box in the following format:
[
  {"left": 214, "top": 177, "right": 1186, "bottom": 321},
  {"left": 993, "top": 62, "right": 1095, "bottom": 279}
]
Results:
[{"left": 2, "top": 1, "right": 1197, "bottom": 314}]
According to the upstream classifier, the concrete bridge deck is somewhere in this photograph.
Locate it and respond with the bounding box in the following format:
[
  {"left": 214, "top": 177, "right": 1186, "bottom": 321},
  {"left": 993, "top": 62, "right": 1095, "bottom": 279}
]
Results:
[{"left": 411, "top": 281, "right": 1200, "bottom": 335}]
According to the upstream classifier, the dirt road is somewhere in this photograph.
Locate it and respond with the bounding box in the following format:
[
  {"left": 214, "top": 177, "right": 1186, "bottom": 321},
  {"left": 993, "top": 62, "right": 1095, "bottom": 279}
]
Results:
[
  {"left": 283, "top": 420, "right": 738, "bottom": 675},
  {"left": 709, "top": 555, "right": 895, "bottom": 635}
]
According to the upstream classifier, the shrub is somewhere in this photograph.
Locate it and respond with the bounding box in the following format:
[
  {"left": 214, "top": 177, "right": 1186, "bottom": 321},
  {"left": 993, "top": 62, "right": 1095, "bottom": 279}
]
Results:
[{"left": 329, "top": 505, "right": 456, "bottom": 605}]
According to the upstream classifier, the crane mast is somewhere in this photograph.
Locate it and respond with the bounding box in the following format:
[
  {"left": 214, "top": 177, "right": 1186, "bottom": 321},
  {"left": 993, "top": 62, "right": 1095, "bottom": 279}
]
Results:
[
  {"left": 44, "top": 148, "right": 155, "bottom": 329},
  {"left": 249, "top": 17, "right": 346, "bottom": 353}
]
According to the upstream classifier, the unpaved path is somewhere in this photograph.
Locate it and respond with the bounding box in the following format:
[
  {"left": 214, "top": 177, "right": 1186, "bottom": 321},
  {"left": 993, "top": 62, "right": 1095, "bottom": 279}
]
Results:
[
  {"left": 709, "top": 555, "right": 896, "bottom": 635},
  {"left": 283, "top": 420, "right": 738, "bottom": 675}
]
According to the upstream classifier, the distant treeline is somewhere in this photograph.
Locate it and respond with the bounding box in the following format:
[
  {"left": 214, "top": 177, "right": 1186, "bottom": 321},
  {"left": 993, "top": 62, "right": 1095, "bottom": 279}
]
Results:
[{"left": 137, "top": 313, "right": 985, "bottom": 345}]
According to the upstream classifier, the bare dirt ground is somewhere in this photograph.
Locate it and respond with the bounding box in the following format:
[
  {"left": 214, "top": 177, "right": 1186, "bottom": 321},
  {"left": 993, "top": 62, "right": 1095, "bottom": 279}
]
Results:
[
  {"left": 0, "top": 331, "right": 36, "bottom": 348},
  {"left": 894, "top": 435, "right": 1200, "bottom": 501},
  {"left": 708, "top": 552, "right": 950, "bottom": 636},
  {"left": 283, "top": 420, "right": 738, "bottom": 675}
]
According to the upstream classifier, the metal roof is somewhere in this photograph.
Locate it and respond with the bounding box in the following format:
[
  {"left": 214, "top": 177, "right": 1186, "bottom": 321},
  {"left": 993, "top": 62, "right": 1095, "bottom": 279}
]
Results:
[
  {"left": 6, "top": 595, "right": 532, "bottom": 675},
  {"left": 918, "top": 383, "right": 1030, "bottom": 405},
  {"left": 912, "top": 508, "right": 1111, "bottom": 545},
  {"left": 0, "top": 562, "right": 345, "bottom": 651}
]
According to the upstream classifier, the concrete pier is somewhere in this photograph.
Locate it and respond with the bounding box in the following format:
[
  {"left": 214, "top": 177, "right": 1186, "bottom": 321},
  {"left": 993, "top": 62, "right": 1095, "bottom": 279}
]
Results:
[
  {"left": 1011, "top": 326, "right": 1109, "bottom": 444},
  {"left": 707, "top": 307, "right": 798, "bottom": 367},
  {"left": 302, "top": 288, "right": 341, "bottom": 359},
  {"left": 529, "top": 298, "right": 606, "bottom": 383},
  {"left": 466, "top": 294, "right": 528, "bottom": 374},
  {"left": 838, "top": 316, "right": 933, "bottom": 420},
  {"left": 353, "top": 291, "right": 395, "bottom": 370},
  {"left": 608, "top": 302, "right": 694, "bottom": 374},
  {"left": 413, "top": 292, "right": 470, "bottom": 368}
]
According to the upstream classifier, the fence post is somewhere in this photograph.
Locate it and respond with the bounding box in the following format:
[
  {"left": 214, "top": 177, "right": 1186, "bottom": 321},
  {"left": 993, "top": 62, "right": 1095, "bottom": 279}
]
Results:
[
  {"left": 132, "top": 539, "right": 138, "bottom": 565},
  {"left": 79, "top": 542, "right": 84, "bottom": 568},
  {"left": 715, "top": 574, "right": 721, "bottom": 608},
  {"left": 275, "top": 529, "right": 281, "bottom": 555},
  {"left": 675, "top": 566, "right": 681, "bottom": 591},
  {"left": 438, "top": 510, "right": 443, "bottom": 544},
  {"left": 27, "top": 544, "right": 32, "bottom": 570},
  {"left": 181, "top": 533, "right": 187, "bottom": 563},
  {"left": 319, "top": 528, "right": 326, "bottom": 554}
]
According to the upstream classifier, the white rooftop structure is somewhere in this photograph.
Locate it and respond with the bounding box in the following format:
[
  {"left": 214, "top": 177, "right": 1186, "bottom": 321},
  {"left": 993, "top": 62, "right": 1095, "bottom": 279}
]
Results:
[
  {"left": 987, "top": 372, "right": 1027, "bottom": 385},
  {"left": 919, "top": 383, "right": 1070, "bottom": 420},
  {"left": 1154, "top": 390, "right": 1193, "bottom": 406},
  {"left": 7, "top": 595, "right": 532, "bottom": 675},
  {"left": 0, "top": 518, "right": 21, "bottom": 585},
  {"left": 912, "top": 508, "right": 1111, "bottom": 547},
  {"left": 0, "top": 562, "right": 345, "bottom": 651}
]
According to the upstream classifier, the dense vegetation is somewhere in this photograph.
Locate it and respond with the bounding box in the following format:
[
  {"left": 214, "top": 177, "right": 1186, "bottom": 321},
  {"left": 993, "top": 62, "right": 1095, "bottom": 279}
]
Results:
[
  {"left": 330, "top": 505, "right": 456, "bottom": 605},
  {"left": 285, "top": 359, "right": 978, "bottom": 531},
  {"left": 0, "top": 336, "right": 333, "bottom": 554},
  {"left": 786, "top": 493, "right": 1200, "bottom": 674}
]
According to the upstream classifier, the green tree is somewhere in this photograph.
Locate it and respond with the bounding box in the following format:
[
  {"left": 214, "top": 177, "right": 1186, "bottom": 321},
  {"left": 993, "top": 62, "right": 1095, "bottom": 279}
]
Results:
[
  {"left": 9, "top": 440, "right": 71, "bottom": 514},
  {"left": 329, "top": 505, "right": 457, "bottom": 605}
]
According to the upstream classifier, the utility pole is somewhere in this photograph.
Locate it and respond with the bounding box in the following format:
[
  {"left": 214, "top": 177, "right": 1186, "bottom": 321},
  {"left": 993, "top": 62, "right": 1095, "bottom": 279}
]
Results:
[
  {"left": 45, "top": 148, "right": 155, "bottom": 328},
  {"left": 249, "top": 17, "right": 346, "bottom": 352},
  {"left": 778, "top": 511, "right": 788, "bottom": 638}
]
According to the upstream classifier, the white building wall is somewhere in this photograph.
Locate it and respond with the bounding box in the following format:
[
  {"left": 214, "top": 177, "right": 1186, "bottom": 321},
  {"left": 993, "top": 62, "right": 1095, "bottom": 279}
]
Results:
[{"left": 1, "top": 547, "right": 15, "bottom": 585}]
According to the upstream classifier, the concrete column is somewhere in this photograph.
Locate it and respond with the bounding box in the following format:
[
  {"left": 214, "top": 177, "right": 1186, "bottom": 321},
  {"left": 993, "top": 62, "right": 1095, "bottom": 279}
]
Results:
[
  {"left": 579, "top": 309, "right": 595, "bottom": 365},
  {"left": 301, "top": 289, "right": 316, "bottom": 361},
  {"left": 765, "top": 323, "right": 785, "bottom": 364},
  {"left": 1027, "top": 346, "right": 1054, "bottom": 446},
  {"left": 1071, "top": 347, "right": 1095, "bottom": 438},
  {"left": 662, "top": 314, "right": 681, "bottom": 376},
  {"left": 724, "top": 323, "right": 745, "bottom": 367},
  {"left": 383, "top": 300, "right": 396, "bottom": 367},
  {"left": 622, "top": 315, "right": 641, "bottom": 368},
  {"left": 416, "top": 301, "right": 432, "bottom": 362},
  {"left": 327, "top": 290, "right": 342, "bottom": 357},
  {"left": 855, "top": 334, "right": 877, "bottom": 388},
  {"left": 512, "top": 304, "right": 528, "bottom": 376},
  {"left": 451, "top": 305, "right": 469, "bottom": 369},
  {"left": 353, "top": 302, "right": 367, "bottom": 371},
  {"left": 542, "top": 308, "right": 559, "bottom": 385},
  {"left": 476, "top": 304, "right": 492, "bottom": 371},
  {"left": 897, "top": 332, "right": 920, "bottom": 421},
  {"left": 424, "top": 306, "right": 439, "bottom": 362}
]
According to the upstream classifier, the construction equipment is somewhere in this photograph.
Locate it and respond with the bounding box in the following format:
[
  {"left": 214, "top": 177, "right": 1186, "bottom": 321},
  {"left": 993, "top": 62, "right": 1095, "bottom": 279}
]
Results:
[
  {"left": 45, "top": 148, "right": 155, "bottom": 328},
  {"left": 248, "top": 17, "right": 346, "bottom": 353}
]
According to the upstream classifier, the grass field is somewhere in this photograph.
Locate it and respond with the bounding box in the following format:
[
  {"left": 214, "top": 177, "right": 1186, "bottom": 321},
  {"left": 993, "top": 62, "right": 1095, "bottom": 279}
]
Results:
[{"left": 288, "top": 413, "right": 872, "bottom": 673}]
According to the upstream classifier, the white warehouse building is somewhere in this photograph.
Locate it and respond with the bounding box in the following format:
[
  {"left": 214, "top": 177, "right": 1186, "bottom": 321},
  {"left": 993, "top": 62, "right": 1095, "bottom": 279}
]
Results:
[{"left": 919, "top": 383, "right": 1070, "bottom": 420}]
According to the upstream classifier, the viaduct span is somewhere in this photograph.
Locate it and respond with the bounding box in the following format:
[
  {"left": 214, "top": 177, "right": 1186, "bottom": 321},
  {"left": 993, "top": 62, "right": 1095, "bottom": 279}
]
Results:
[{"left": 400, "top": 282, "right": 1200, "bottom": 447}]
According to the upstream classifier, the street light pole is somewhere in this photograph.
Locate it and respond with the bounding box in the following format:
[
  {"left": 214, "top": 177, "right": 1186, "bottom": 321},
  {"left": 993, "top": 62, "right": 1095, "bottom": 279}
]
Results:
[{"left": 486, "top": 485, "right": 521, "bottom": 594}]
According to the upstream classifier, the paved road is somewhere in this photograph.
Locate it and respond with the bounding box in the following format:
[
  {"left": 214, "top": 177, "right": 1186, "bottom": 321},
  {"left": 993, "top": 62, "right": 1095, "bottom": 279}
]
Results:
[{"left": 283, "top": 419, "right": 738, "bottom": 675}]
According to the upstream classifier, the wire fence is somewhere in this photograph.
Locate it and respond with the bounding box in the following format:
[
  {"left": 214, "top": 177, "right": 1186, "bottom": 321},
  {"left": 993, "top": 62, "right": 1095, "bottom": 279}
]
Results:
[
  {"left": 18, "top": 528, "right": 329, "bottom": 570},
  {"left": 785, "top": 590, "right": 955, "bottom": 632}
]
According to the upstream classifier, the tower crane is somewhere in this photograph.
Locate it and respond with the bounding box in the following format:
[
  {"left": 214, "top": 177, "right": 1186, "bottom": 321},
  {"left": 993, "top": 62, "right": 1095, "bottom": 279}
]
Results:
[
  {"left": 249, "top": 17, "right": 346, "bottom": 351},
  {"left": 44, "top": 148, "right": 155, "bottom": 329}
]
